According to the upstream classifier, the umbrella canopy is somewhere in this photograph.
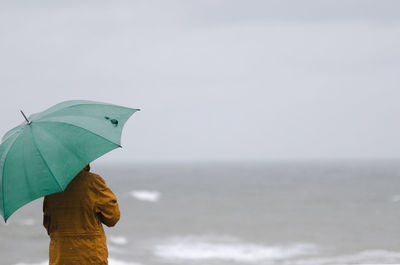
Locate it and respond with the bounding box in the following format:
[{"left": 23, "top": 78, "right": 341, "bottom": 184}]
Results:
[{"left": 0, "top": 100, "right": 139, "bottom": 221}]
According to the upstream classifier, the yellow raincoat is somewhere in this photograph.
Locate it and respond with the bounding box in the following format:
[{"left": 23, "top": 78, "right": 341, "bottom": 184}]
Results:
[{"left": 43, "top": 166, "right": 120, "bottom": 265}]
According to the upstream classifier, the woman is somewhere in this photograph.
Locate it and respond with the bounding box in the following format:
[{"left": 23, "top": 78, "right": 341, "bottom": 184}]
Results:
[{"left": 43, "top": 165, "right": 120, "bottom": 265}]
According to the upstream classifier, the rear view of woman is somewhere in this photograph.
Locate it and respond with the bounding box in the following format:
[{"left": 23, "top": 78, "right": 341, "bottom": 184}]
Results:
[{"left": 43, "top": 165, "right": 120, "bottom": 265}]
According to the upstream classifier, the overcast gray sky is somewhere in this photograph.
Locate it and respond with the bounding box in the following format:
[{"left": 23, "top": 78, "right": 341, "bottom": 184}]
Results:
[{"left": 0, "top": 0, "right": 399, "bottom": 163}]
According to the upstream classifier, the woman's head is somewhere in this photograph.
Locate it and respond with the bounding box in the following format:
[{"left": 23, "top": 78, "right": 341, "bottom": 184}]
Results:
[{"left": 84, "top": 164, "right": 90, "bottom": 172}]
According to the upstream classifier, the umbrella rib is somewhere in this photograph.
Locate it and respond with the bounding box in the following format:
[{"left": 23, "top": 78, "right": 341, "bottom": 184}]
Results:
[
  {"left": 2, "top": 125, "right": 24, "bottom": 143},
  {"left": 34, "top": 120, "right": 121, "bottom": 147},
  {"left": 29, "top": 127, "right": 64, "bottom": 191},
  {"left": 0, "top": 134, "right": 20, "bottom": 220}
]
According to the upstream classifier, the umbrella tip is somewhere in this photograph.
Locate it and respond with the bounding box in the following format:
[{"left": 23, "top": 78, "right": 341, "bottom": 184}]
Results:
[{"left": 20, "top": 110, "right": 32, "bottom": 125}]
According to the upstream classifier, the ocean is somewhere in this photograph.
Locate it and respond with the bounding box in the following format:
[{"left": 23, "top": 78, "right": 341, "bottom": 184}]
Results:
[{"left": 1, "top": 161, "right": 400, "bottom": 265}]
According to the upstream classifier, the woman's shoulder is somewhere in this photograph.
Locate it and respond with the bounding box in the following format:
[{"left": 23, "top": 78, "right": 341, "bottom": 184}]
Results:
[{"left": 85, "top": 171, "right": 107, "bottom": 190}]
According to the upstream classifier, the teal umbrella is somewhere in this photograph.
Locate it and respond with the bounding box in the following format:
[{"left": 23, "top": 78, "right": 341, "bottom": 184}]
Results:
[{"left": 0, "top": 100, "right": 139, "bottom": 221}]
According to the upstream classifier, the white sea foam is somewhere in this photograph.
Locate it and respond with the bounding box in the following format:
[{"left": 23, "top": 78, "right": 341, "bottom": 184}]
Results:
[
  {"left": 108, "top": 245, "right": 126, "bottom": 254},
  {"left": 154, "top": 235, "right": 317, "bottom": 263},
  {"left": 109, "top": 236, "right": 128, "bottom": 245},
  {"left": 284, "top": 249, "right": 400, "bottom": 265},
  {"left": 390, "top": 194, "right": 400, "bottom": 202},
  {"left": 14, "top": 259, "right": 141, "bottom": 265},
  {"left": 130, "top": 190, "right": 161, "bottom": 202},
  {"left": 109, "top": 258, "right": 143, "bottom": 265},
  {"left": 18, "top": 218, "right": 35, "bottom": 226},
  {"left": 14, "top": 262, "right": 47, "bottom": 265}
]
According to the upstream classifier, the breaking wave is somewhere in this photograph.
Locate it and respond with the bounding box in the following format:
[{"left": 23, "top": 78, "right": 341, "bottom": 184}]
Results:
[
  {"left": 14, "top": 258, "right": 141, "bottom": 265},
  {"left": 154, "top": 235, "right": 317, "bottom": 263},
  {"left": 17, "top": 219, "right": 35, "bottom": 226},
  {"left": 390, "top": 194, "right": 400, "bottom": 202},
  {"left": 130, "top": 190, "right": 161, "bottom": 202},
  {"left": 283, "top": 249, "right": 400, "bottom": 265},
  {"left": 109, "top": 236, "right": 128, "bottom": 245}
]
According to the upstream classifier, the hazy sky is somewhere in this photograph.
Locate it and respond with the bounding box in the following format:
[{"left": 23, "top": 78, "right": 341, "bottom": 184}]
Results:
[{"left": 0, "top": 0, "right": 399, "bottom": 162}]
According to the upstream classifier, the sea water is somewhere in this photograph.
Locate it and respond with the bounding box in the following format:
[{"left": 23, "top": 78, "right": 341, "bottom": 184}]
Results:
[{"left": 1, "top": 161, "right": 400, "bottom": 265}]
